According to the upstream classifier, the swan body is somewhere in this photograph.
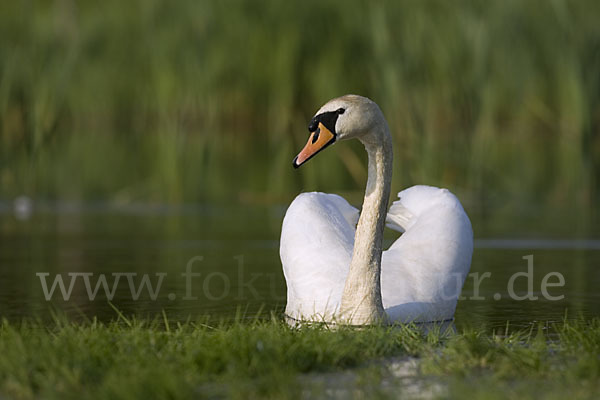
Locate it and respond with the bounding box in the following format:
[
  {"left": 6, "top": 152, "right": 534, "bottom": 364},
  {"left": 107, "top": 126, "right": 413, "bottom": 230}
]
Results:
[{"left": 280, "top": 95, "right": 473, "bottom": 325}]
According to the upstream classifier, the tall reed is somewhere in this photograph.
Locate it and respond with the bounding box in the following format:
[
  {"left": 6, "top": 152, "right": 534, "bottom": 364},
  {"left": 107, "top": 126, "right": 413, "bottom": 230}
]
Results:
[{"left": 1, "top": 0, "right": 598, "bottom": 216}]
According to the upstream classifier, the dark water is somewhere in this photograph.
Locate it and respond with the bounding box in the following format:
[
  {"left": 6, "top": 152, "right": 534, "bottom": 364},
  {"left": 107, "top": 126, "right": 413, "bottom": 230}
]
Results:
[{"left": 1, "top": 199, "right": 599, "bottom": 331}]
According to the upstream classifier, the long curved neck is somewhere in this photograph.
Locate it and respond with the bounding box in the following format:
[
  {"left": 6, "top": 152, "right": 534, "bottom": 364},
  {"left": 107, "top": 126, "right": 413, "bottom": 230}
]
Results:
[{"left": 340, "top": 123, "right": 393, "bottom": 324}]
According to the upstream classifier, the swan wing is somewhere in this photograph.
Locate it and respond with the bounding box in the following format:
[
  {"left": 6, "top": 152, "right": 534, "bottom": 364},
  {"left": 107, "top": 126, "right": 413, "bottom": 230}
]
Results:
[
  {"left": 280, "top": 192, "right": 358, "bottom": 320},
  {"left": 385, "top": 198, "right": 416, "bottom": 233},
  {"left": 382, "top": 186, "right": 474, "bottom": 323}
]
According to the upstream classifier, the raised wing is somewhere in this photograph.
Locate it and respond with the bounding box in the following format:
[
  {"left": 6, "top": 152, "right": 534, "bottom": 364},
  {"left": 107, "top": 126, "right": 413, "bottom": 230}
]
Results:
[{"left": 280, "top": 192, "right": 358, "bottom": 320}]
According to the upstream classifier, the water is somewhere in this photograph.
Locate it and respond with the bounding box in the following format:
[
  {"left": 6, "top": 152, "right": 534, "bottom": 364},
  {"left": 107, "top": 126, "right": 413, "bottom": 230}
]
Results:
[{"left": 1, "top": 200, "right": 599, "bottom": 331}]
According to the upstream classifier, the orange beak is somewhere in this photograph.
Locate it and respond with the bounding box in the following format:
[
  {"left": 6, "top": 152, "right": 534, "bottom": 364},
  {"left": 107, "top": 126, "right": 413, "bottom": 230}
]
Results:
[{"left": 292, "top": 122, "right": 336, "bottom": 168}]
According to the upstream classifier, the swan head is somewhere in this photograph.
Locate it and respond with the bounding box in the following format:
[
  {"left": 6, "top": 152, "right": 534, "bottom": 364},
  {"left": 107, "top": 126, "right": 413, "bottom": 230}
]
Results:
[{"left": 293, "top": 94, "right": 386, "bottom": 168}]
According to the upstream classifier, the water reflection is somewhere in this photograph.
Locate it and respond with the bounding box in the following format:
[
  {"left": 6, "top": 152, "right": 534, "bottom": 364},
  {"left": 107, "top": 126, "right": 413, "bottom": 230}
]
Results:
[{"left": 1, "top": 201, "right": 598, "bottom": 331}]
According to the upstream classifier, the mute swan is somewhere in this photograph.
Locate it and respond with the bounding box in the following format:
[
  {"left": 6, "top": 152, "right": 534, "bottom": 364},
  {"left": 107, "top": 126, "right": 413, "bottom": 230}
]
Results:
[{"left": 280, "top": 95, "right": 473, "bottom": 325}]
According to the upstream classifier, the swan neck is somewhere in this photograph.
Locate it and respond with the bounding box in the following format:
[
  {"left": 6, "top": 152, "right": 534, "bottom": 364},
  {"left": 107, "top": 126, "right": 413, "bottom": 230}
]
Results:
[{"left": 340, "top": 125, "right": 393, "bottom": 324}]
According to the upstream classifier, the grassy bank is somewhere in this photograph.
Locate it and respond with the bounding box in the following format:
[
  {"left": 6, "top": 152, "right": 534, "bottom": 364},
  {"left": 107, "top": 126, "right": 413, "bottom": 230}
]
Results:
[
  {"left": 1, "top": 0, "right": 599, "bottom": 213},
  {"left": 1, "top": 316, "right": 599, "bottom": 399}
]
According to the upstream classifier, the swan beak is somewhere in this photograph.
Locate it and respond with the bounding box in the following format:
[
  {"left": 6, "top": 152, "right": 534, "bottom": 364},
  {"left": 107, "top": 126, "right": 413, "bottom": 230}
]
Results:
[{"left": 293, "top": 122, "right": 336, "bottom": 168}]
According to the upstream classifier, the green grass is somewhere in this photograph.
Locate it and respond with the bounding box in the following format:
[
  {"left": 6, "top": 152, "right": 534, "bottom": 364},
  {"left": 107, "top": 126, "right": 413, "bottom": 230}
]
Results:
[
  {"left": 1, "top": 315, "right": 599, "bottom": 399},
  {"left": 1, "top": 0, "right": 599, "bottom": 215}
]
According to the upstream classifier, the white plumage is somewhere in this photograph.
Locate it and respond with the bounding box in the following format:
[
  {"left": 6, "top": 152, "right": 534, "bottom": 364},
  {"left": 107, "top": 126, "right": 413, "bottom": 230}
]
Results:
[
  {"left": 281, "top": 186, "right": 473, "bottom": 323},
  {"left": 280, "top": 95, "right": 473, "bottom": 325}
]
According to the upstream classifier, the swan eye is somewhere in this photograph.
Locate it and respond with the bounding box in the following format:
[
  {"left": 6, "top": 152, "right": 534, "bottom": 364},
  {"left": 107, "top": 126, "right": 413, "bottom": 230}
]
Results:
[
  {"left": 337, "top": 108, "right": 345, "bottom": 115},
  {"left": 311, "top": 127, "right": 320, "bottom": 144}
]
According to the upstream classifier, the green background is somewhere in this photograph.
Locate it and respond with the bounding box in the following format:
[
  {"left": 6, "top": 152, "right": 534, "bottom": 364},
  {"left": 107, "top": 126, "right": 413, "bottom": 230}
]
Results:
[{"left": 2, "top": 0, "right": 598, "bottom": 219}]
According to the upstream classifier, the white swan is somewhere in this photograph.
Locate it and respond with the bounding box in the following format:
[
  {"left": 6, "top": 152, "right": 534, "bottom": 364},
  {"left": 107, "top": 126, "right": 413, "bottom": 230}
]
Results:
[{"left": 280, "top": 95, "right": 473, "bottom": 325}]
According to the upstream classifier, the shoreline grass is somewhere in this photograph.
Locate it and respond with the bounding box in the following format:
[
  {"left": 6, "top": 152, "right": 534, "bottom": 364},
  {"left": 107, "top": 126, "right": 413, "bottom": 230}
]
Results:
[{"left": 1, "top": 315, "right": 598, "bottom": 399}]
